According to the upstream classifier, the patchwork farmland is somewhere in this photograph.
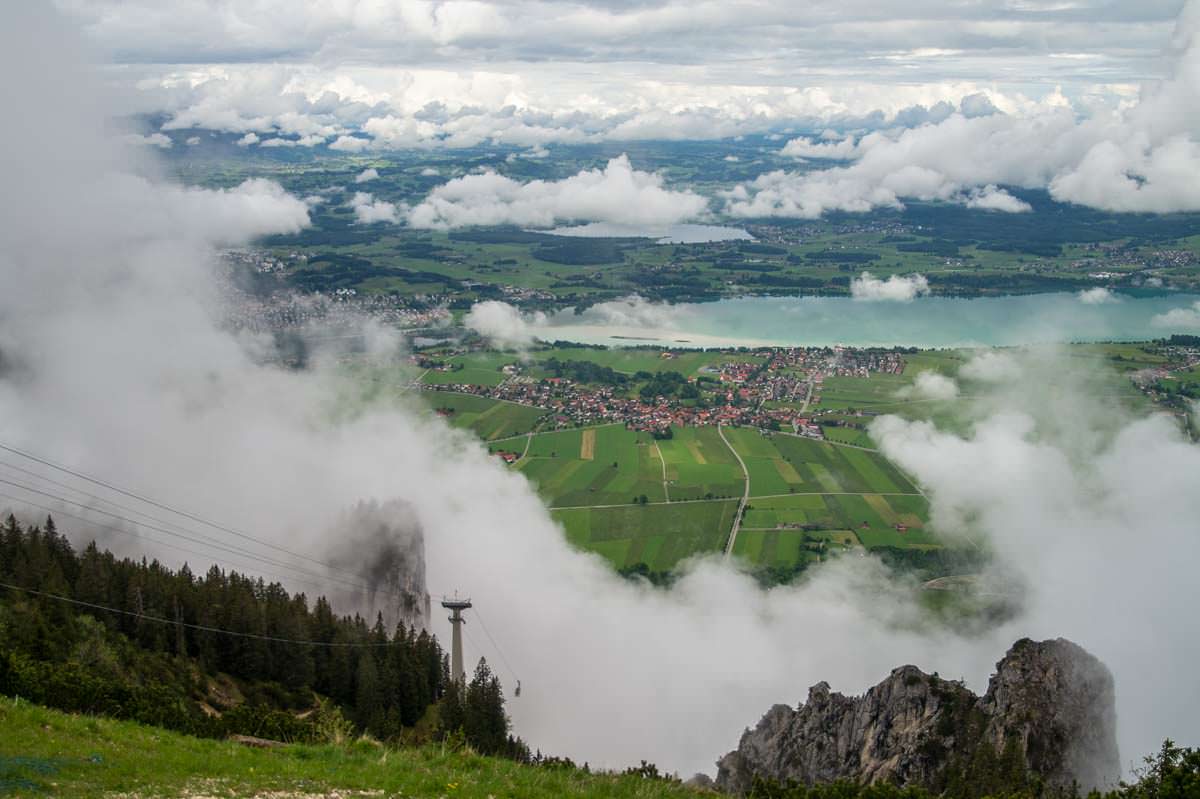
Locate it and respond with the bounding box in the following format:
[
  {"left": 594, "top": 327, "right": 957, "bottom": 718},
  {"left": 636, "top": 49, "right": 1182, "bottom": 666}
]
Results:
[
  {"left": 506, "top": 422, "right": 933, "bottom": 572},
  {"left": 429, "top": 391, "right": 549, "bottom": 441}
]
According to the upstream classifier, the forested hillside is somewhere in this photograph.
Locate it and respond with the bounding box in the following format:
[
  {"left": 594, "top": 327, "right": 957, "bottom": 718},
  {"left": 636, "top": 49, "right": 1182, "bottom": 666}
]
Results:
[{"left": 0, "top": 514, "right": 457, "bottom": 743}]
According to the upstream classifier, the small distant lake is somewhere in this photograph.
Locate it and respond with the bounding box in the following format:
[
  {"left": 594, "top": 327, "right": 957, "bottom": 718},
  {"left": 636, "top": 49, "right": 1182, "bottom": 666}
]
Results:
[
  {"left": 538, "top": 292, "right": 1200, "bottom": 349},
  {"left": 540, "top": 222, "right": 753, "bottom": 244}
]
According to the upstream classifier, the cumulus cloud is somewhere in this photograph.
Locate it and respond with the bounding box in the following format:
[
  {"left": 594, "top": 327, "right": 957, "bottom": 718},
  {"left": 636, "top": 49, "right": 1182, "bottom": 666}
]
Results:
[
  {"left": 349, "top": 192, "right": 400, "bottom": 224},
  {"left": 236, "top": 132, "right": 259, "bottom": 147},
  {"left": 1079, "top": 287, "right": 1119, "bottom": 305},
  {"left": 959, "top": 350, "right": 1022, "bottom": 383},
  {"left": 896, "top": 371, "right": 960, "bottom": 402},
  {"left": 419, "top": 167, "right": 440, "bottom": 177},
  {"left": 463, "top": 300, "right": 547, "bottom": 350},
  {"left": 407, "top": 155, "right": 709, "bottom": 230},
  {"left": 575, "top": 295, "right": 685, "bottom": 330},
  {"left": 1151, "top": 300, "right": 1200, "bottom": 330},
  {"left": 355, "top": 167, "right": 379, "bottom": 183},
  {"left": 727, "top": 5, "right": 1200, "bottom": 217},
  {"left": 963, "top": 185, "right": 1032, "bottom": 213},
  {"left": 122, "top": 132, "right": 172, "bottom": 148},
  {"left": 850, "top": 271, "right": 930, "bottom": 302},
  {"left": 258, "top": 134, "right": 326, "bottom": 148},
  {"left": 870, "top": 353, "right": 1200, "bottom": 762}
]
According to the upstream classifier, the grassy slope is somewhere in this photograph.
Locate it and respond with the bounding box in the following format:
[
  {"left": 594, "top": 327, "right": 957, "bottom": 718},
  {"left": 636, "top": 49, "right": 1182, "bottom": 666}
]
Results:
[{"left": 0, "top": 698, "right": 696, "bottom": 799}]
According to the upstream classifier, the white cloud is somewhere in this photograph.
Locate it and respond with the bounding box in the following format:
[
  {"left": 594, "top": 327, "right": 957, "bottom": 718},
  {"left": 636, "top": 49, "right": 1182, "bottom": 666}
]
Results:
[
  {"left": 463, "top": 300, "right": 547, "bottom": 350},
  {"left": 1079, "top": 287, "right": 1119, "bottom": 305},
  {"left": 420, "top": 167, "right": 440, "bottom": 176},
  {"left": 122, "top": 132, "right": 172, "bottom": 148},
  {"left": 723, "top": 154, "right": 740, "bottom": 162},
  {"left": 896, "top": 371, "right": 960, "bottom": 401},
  {"left": 781, "top": 134, "right": 860, "bottom": 160},
  {"left": 959, "top": 350, "right": 1021, "bottom": 383},
  {"left": 1151, "top": 300, "right": 1200, "bottom": 330},
  {"left": 726, "top": 7, "right": 1200, "bottom": 217},
  {"left": 184, "top": 135, "right": 200, "bottom": 145},
  {"left": 355, "top": 167, "right": 380, "bottom": 183},
  {"left": 964, "top": 185, "right": 1032, "bottom": 212},
  {"left": 407, "top": 155, "right": 709, "bottom": 230},
  {"left": 259, "top": 134, "right": 326, "bottom": 148},
  {"left": 236, "top": 132, "right": 259, "bottom": 147},
  {"left": 575, "top": 295, "right": 683, "bottom": 329},
  {"left": 329, "top": 135, "right": 371, "bottom": 152},
  {"left": 850, "top": 271, "right": 930, "bottom": 302},
  {"left": 349, "top": 192, "right": 400, "bottom": 224}
]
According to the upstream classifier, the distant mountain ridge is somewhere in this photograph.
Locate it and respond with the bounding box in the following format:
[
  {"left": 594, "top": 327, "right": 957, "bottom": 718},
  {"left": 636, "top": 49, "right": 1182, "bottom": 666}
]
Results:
[{"left": 716, "top": 638, "right": 1119, "bottom": 795}]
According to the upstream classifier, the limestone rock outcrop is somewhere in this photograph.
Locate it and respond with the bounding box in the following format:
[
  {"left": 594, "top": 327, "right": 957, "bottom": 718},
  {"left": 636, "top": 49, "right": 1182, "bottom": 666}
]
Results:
[{"left": 716, "top": 638, "right": 1119, "bottom": 794}]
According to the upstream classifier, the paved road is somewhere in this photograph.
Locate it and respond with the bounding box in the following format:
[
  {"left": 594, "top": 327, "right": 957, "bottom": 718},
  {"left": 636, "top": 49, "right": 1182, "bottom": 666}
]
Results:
[
  {"left": 717, "top": 424, "right": 750, "bottom": 558},
  {"left": 799, "top": 377, "right": 815, "bottom": 413}
]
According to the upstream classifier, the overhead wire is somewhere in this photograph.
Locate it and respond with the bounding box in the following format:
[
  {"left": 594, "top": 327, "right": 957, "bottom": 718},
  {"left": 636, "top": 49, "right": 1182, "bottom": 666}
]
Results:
[
  {"left": 0, "top": 476, "right": 386, "bottom": 596},
  {"left": 0, "top": 580, "right": 401, "bottom": 648},
  {"left": 0, "top": 440, "right": 519, "bottom": 680},
  {"left": 0, "top": 489, "right": 364, "bottom": 599},
  {"left": 470, "top": 605, "right": 521, "bottom": 687},
  {"left": 0, "top": 440, "right": 394, "bottom": 586}
]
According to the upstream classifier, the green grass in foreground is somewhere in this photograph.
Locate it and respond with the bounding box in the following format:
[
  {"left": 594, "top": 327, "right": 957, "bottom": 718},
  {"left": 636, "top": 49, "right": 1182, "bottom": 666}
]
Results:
[{"left": 0, "top": 698, "right": 697, "bottom": 799}]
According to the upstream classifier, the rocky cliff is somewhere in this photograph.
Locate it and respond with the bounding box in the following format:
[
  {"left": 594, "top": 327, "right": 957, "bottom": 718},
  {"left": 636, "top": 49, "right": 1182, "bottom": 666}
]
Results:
[{"left": 716, "top": 638, "right": 1119, "bottom": 795}]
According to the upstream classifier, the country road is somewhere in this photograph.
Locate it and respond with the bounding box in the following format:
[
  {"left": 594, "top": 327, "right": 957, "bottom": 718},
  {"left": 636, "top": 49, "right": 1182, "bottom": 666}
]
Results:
[
  {"left": 653, "top": 440, "right": 670, "bottom": 502},
  {"left": 718, "top": 424, "right": 750, "bottom": 558}
]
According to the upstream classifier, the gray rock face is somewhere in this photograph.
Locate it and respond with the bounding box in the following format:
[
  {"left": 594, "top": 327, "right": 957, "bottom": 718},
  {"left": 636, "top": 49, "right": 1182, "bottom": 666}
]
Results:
[{"left": 716, "top": 638, "right": 1119, "bottom": 795}]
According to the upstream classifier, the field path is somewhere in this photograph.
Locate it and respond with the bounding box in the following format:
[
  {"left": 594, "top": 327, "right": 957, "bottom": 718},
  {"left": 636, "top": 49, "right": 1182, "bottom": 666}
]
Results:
[
  {"left": 520, "top": 432, "right": 533, "bottom": 460},
  {"left": 777, "top": 429, "right": 879, "bottom": 453},
  {"left": 580, "top": 428, "right": 596, "bottom": 460},
  {"left": 550, "top": 496, "right": 730, "bottom": 510},
  {"left": 653, "top": 441, "right": 670, "bottom": 502},
  {"left": 718, "top": 424, "right": 750, "bottom": 558}
]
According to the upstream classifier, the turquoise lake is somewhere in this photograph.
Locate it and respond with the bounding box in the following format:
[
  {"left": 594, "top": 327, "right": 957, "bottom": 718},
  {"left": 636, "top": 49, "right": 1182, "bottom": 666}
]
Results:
[{"left": 538, "top": 292, "right": 1200, "bottom": 348}]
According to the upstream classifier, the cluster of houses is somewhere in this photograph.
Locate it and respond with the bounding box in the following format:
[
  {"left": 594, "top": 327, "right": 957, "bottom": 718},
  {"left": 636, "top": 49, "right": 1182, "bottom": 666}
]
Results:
[{"left": 422, "top": 345, "right": 908, "bottom": 438}]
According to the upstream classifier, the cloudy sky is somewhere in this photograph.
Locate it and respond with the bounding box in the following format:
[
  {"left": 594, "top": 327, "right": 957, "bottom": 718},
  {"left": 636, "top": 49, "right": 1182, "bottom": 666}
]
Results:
[{"left": 62, "top": 0, "right": 1186, "bottom": 144}]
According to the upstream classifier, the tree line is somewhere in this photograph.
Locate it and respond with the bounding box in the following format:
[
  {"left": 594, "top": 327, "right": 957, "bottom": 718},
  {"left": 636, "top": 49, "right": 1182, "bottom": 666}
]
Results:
[{"left": 0, "top": 513, "right": 513, "bottom": 754}]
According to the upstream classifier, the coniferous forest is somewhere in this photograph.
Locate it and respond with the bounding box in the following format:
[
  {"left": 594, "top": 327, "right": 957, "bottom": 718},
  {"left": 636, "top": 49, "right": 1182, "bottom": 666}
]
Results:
[{"left": 0, "top": 513, "right": 515, "bottom": 754}]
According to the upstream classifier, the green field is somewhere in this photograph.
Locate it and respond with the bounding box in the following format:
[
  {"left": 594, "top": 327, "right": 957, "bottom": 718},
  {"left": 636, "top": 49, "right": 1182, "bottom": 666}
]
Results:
[
  {"left": 511, "top": 422, "right": 934, "bottom": 571},
  {"left": 552, "top": 499, "right": 738, "bottom": 571},
  {"left": 654, "top": 426, "right": 745, "bottom": 500},
  {"left": 0, "top": 698, "right": 697, "bottom": 799},
  {"left": 515, "top": 425, "right": 666, "bottom": 506},
  {"left": 426, "top": 391, "right": 548, "bottom": 440},
  {"left": 514, "top": 424, "right": 745, "bottom": 569},
  {"left": 722, "top": 428, "right": 917, "bottom": 496},
  {"left": 420, "top": 351, "right": 519, "bottom": 387}
]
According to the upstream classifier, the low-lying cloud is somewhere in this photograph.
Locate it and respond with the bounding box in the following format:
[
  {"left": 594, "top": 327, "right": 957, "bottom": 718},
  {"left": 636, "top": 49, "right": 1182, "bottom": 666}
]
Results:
[
  {"left": 463, "top": 300, "right": 547, "bottom": 351},
  {"left": 350, "top": 192, "right": 400, "bottom": 224},
  {"left": 850, "top": 271, "right": 930, "bottom": 302},
  {"left": 896, "top": 371, "right": 959, "bottom": 402},
  {"left": 406, "top": 155, "right": 709, "bottom": 230},
  {"left": 1151, "top": 300, "right": 1200, "bottom": 330},
  {"left": 1079, "top": 287, "right": 1119, "bottom": 305}
]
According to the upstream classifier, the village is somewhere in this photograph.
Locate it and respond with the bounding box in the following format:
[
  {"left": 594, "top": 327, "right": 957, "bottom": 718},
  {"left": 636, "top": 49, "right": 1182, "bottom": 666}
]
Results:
[{"left": 420, "top": 346, "right": 906, "bottom": 439}]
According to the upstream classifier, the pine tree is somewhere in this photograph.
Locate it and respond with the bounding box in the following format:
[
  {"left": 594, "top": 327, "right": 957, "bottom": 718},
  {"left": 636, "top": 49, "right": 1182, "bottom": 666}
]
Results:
[{"left": 463, "top": 658, "right": 509, "bottom": 755}]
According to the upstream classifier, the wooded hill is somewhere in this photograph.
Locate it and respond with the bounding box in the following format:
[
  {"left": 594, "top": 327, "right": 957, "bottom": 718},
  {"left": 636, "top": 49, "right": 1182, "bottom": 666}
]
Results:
[{"left": 0, "top": 513, "right": 509, "bottom": 751}]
